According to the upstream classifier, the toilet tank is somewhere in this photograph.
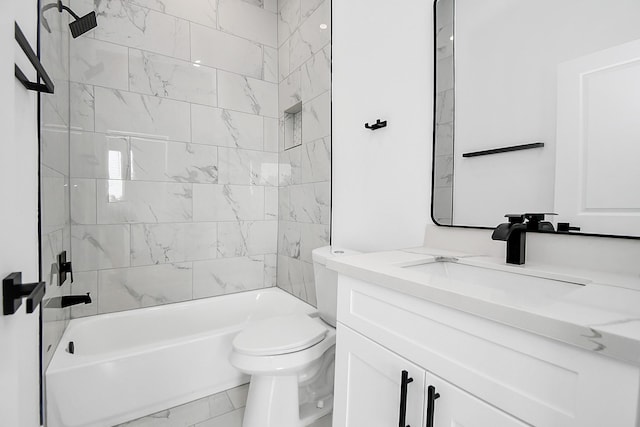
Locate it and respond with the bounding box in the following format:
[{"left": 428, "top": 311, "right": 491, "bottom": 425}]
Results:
[{"left": 312, "top": 246, "right": 362, "bottom": 327}]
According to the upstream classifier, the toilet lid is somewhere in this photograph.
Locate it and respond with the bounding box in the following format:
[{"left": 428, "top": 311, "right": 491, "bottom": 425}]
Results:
[{"left": 233, "top": 315, "right": 328, "bottom": 356}]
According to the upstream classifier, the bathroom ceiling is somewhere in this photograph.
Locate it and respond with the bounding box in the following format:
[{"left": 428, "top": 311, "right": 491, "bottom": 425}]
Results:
[{"left": 433, "top": 0, "right": 640, "bottom": 238}]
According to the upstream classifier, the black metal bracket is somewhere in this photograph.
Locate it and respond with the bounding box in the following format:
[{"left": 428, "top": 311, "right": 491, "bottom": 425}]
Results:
[
  {"left": 462, "top": 142, "right": 544, "bottom": 158},
  {"left": 14, "top": 22, "right": 55, "bottom": 94},
  {"left": 3, "top": 272, "right": 46, "bottom": 315},
  {"left": 365, "top": 119, "right": 387, "bottom": 131},
  {"left": 57, "top": 251, "right": 73, "bottom": 286}
]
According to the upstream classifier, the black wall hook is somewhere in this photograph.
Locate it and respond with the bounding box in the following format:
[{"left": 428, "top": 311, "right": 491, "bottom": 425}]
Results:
[{"left": 365, "top": 119, "right": 387, "bottom": 130}]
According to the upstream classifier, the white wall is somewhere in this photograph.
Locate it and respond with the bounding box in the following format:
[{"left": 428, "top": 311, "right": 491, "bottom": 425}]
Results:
[
  {"left": 0, "top": 0, "right": 42, "bottom": 426},
  {"left": 332, "top": 0, "right": 432, "bottom": 252}
]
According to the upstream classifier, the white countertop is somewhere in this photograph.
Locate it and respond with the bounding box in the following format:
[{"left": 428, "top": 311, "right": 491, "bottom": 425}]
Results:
[{"left": 326, "top": 247, "right": 640, "bottom": 365}]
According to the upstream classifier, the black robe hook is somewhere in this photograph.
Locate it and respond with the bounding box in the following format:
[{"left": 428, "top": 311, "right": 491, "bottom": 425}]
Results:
[{"left": 365, "top": 119, "right": 387, "bottom": 130}]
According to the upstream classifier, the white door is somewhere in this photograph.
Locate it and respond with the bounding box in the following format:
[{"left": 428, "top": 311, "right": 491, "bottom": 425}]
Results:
[
  {"left": 0, "top": 1, "right": 42, "bottom": 426},
  {"left": 555, "top": 39, "right": 640, "bottom": 236},
  {"left": 333, "top": 325, "right": 426, "bottom": 427},
  {"left": 428, "top": 373, "right": 530, "bottom": 427}
]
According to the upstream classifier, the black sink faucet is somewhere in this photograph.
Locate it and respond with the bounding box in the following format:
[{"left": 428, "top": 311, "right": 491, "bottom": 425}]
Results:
[{"left": 491, "top": 213, "right": 556, "bottom": 265}]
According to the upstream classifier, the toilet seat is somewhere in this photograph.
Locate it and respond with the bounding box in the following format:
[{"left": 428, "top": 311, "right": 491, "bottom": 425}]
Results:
[{"left": 233, "top": 315, "right": 328, "bottom": 356}]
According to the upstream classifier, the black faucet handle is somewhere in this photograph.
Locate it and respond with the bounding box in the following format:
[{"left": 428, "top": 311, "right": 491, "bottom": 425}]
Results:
[
  {"left": 505, "top": 214, "right": 526, "bottom": 224},
  {"left": 57, "top": 251, "right": 74, "bottom": 286},
  {"left": 524, "top": 212, "right": 557, "bottom": 222},
  {"left": 557, "top": 222, "right": 581, "bottom": 232},
  {"left": 524, "top": 213, "right": 557, "bottom": 231}
]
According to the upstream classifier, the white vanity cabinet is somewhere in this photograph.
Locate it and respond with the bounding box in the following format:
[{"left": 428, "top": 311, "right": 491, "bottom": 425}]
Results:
[
  {"left": 333, "top": 275, "right": 640, "bottom": 427},
  {"left": 335, "top": 325, "right": 527, "bottom": 427},
  {"left": 426, "top": 372, "right": 528, "bottom": 427},
  {"left": 334, "top": 326, "right": 426, "bottom": 427}
]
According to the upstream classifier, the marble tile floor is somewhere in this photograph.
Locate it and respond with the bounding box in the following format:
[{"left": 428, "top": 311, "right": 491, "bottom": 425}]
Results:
[{"left": 114, "top": 382, "right": 332, "bottom": 427}]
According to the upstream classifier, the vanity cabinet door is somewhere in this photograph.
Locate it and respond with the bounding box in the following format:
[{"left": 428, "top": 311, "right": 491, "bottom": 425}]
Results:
[
  {"left": 427, "top": 373, "right": 529, "bottom": 427},
  {"left": 333, "top": 325, "right": 426, "bottom": 427}
]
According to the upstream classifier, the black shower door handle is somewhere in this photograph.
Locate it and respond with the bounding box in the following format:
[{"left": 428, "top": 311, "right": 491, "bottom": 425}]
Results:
[{"left": 398, "top": 370, "right": 414, "bottom": 427}]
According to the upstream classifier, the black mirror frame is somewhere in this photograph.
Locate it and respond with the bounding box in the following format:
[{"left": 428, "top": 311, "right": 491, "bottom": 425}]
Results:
[{"left": 429, "top": 0, "right": 640, "bottom": 241}]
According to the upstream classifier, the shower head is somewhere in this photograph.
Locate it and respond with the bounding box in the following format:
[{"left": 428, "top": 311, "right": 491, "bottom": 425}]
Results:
[
  {"left": 68, "top": 11, "right": 97, "bottom": 38},
  {"left": 40, "top": 0, "right": 98, "bottom": 38}
]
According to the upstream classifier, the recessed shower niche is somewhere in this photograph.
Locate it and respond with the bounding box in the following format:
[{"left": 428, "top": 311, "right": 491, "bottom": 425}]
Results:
[{"left": 284, "top": 101, "right": 303, "bottom": 150}]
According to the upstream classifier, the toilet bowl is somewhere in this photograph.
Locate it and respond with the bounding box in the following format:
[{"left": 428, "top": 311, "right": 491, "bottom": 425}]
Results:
[{"left": 230, "top": 246, "right": 361, "bottom": 427}]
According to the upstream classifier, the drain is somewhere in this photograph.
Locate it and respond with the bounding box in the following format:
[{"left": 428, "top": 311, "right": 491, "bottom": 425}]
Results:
[{"left": 67, "top": 341, "right": 75, "bottom": 354}]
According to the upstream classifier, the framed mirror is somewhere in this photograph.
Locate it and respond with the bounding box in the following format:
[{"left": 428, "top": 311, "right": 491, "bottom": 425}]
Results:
[{"left": 432, "top": 0, "right": 640, "bottom": 238}]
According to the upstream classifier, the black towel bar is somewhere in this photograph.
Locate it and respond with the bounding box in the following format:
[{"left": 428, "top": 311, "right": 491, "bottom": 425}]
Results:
[
  {"left": 462, "top": 142, "right": 544, "bottom": 158},
  {"left": 14, "top": 22, "right": 55, "bottom": 94}
]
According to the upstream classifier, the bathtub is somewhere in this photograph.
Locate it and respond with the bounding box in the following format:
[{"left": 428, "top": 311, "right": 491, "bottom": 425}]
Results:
[{"left": 46, "top": 288, "right": 316, "bottom": 427}]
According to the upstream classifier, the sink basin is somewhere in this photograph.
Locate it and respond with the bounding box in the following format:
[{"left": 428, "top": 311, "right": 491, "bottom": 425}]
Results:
[{"left": 402, "top": 260, "right": 585, "bottom": 306}]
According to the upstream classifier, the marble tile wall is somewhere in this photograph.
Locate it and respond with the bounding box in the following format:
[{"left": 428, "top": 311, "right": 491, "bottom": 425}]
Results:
[
  {"left": 433, "top": 0, "right": 454, "bottom": 225},
  {"left": 40, "top": 5, "right": 72, "bottom": 370},
  {"left": 276, "top": 0, "right": 332, "bottom": 305},
  {"left": 68, "top": 0, "right": 280, "bottom": 316}
]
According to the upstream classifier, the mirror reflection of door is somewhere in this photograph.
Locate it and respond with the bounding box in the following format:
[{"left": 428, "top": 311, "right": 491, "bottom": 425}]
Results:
[
  {"left": 555, "top": 40, "right": 640, "bottom": 236},
  {"left": 432, "top": 0, "right": 640, "bottom": 238}
]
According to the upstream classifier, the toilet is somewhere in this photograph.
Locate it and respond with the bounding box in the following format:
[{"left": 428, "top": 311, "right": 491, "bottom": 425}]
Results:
[{"left": 230, "top": 246, "right": 360, "bottom": 427}]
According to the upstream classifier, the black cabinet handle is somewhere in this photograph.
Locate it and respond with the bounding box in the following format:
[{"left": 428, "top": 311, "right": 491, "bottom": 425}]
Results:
[
  {"left": 426, "top": 385, "right": 440, "bottom": 427},
  {"left": 398, "top": 370, "right": 414, "bottom": 427},
  {"left": 3, "top": 272, "right": 46, "bottom": 315}
]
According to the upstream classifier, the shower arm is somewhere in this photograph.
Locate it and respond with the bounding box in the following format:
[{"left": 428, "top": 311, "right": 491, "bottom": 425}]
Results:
[
  {"left": 41, "top": 1, "right": 82, "bottom": 21},
  {"left": 59, "top": 3, "right": 81, "bottom": 20}
]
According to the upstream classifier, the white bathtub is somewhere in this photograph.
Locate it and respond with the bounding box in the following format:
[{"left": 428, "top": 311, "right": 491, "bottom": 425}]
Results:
[{"left": 46, "top": 288, "right": 316, "bottom": 427}]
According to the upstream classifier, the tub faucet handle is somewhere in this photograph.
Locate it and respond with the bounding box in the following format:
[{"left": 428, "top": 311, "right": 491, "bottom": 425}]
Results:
[{"left": 58, "top": 250, "right": 74, "bottom": 286}]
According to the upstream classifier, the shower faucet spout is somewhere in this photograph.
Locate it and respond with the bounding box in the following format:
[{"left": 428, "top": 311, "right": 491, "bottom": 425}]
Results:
[
  {"left": 61, "top": 293, "right": 92, "bottom": 308},
  {"left": 47, "top": 293, "right": 92, "bottom": 309}
]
